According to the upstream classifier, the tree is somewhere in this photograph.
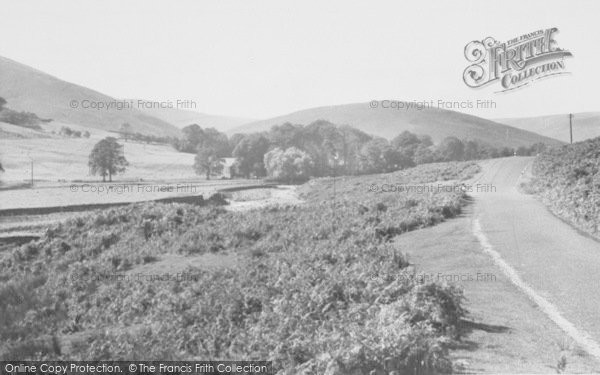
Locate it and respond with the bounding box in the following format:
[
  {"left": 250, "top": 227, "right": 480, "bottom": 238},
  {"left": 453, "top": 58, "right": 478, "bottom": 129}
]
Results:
[
  {"left": 337, "top": 125, "right": 372, "bottom": 175},
  {"left": 202, "top": 128, "right": 231, "bottom": 157},
  {"left": 176, "top": 124, "right": 231, "bottom": 156},
  {"left": 464, "top": 140, "right": 480, "bottom": 160},
  {"left": 229, "top": 133, "right": 246, "bottom": 151},
  {"left": 264, "top": 147, "right": 313, "bottom": 183},
  {"left": 88, "top": 137, "right": 129, "bottom": 182},
  {"left": 358, "top": 138, "right": 391, "bottom": 174},
  {"left": 0, "top": 97, "right": 6, "bottom": 111},
  {"left": 414, "top": 144, "right": 435, "bottom": 164},
  {"left": 417, "top": 134, "right": 434, "bottom": 147},
  {"left": 269, "top": 123, "right": 305, "bottom": 149},
  {"left": 516, "top": 146, "right": 530, "bottom": 156},
  {"left": 232, "top": 134, "right": 270, "bottom": 178},
  {"left": 120, "top": 123, "right": 133, "bottom": 141},
  {"left": 194, "top": 148, "right": 224, "bottom": 180},
  {"left": 391, "top": 131, "right": 422, "bottom": 167},
  {"left": 437, "top": 137, "right": 465, "bottom": 161},
  {"left": 301, "top": 120, "right": 343, "bottom": 177}
]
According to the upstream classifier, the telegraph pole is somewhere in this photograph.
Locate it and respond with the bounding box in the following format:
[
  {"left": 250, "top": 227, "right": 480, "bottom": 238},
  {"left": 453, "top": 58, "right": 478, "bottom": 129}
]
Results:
[
  {"left": 30, "top": 159, "right": 34, "bottom": 187},
  {"left": 569, "top": 113, "right": 574, "bottom": 144}
]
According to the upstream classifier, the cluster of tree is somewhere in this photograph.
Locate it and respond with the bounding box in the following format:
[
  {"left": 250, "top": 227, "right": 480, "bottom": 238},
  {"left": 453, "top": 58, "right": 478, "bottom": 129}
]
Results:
[
  {"left": 227, "top": 121, "right": 433, "bottom": 179},
  {"left": 173, "top": 119, "right": 551, "bottom": 181},
  {"left": 117, "top": 123, "right": 174, "bottom": 144},
  {"left": 0, "top": 97, "right": 48, "bottom": 130},
  {"left": 173, "top": 124, "right": 233, "bottom": 180},
  {"left": 59, "top": 126, "right": 90, "bottom": 138},
  {"left": 88, "top": 137, "right": 129, "bottom": 182},
  {"left": 264, "top": 147, "right": 313, "bottom": 183},
  {"left": 173, "top": 124, "right": 231, "bottom": 155}
]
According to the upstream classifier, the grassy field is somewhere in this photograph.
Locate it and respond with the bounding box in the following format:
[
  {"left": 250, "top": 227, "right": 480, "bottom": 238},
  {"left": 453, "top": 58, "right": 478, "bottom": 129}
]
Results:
[
  {"left": 0, "top": 121, "right": 265, "bottom": 211},
  {"left": 0, "top": 161, "right": 479, "bottom": 374},
  {"left": 529, "top": 137, "right": 600, "bottom": 239},
  {"left": 0, "top": 121, "right": 195, "bottom": 184}
]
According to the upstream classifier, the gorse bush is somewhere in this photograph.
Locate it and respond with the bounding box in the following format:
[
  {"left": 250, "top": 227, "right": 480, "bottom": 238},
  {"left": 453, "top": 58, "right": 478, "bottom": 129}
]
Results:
[
  {"left": 0, "top": 162, "right": 479, "bottom": 373},
  {"left": 531, "top": 137, "right": 600, "bottom": 238}
]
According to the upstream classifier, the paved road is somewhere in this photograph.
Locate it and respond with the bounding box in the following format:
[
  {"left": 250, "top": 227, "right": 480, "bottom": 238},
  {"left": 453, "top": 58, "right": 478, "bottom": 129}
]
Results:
[{"left": 471, "top": 157, "right": 600, "bottom": 358}]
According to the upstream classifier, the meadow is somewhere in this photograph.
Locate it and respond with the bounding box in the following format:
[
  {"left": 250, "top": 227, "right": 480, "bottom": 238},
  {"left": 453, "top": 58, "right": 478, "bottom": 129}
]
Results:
[
  {"left": 0, "top": 161, "right": 480, "bottom": 374},
  {"left": 0, "top": 121, "right": 196, "bottom": 184}
]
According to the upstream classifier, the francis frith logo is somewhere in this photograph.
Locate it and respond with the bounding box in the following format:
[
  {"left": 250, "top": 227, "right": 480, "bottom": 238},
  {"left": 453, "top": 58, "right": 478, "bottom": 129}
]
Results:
[{"left": 463, "top": 28, "right": 573, "bottom": 92}]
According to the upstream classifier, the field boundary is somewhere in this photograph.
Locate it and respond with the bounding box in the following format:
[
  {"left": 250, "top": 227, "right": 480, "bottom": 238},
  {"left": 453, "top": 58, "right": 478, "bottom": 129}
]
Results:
[{"left": 0, "top": 183, "right": 272, "bottom": 216}]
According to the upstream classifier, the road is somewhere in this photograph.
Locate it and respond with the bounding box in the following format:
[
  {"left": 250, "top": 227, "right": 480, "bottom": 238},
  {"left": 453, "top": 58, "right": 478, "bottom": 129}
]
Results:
[{"left": 471, "top": 157, "right": 600, "bottom": 360}]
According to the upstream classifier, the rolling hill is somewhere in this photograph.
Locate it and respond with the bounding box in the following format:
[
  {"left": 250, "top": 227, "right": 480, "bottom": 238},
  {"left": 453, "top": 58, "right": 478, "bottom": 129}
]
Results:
[
  {"left": 231, "top": 102, "right": 563, "bottom": 148},
  {"left": 0, "top": 56, "right": 180, "bottom": 137},
  {"left": 496, "top": 113, "right": 600, "bottom": 143},
  {"left": 129, "top": 100, "right": 253, "bottom": 131}
]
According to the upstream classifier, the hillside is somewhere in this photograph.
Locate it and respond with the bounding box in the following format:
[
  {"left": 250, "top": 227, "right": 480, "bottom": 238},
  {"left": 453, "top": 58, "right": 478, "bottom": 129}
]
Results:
[
  {"left": 529, "top": 137, "right": 600, "bottom": 239},
  {"left": 130, "top": 100, "right": 252, "bottom": 132},
  {"left": 0, "top": 56, "right": 180, "bottom": 137},
  {"left": 497, "top": 113, "right": 600, "bottom": 143},
  {"left": 0, "top": 121, "right": 195, "bottom": 184},
  {"left": 232, "top": 102, "right": 563, "bottom": 148}
]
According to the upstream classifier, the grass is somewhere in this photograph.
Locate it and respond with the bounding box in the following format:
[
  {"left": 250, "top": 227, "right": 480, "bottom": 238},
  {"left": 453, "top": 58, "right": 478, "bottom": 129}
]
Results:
[
  {"left": 0, "top": 122, "right": 195, "bottom": 183},
  {"left": 0, "top": 161, "right": 480, "bottom": 373}
]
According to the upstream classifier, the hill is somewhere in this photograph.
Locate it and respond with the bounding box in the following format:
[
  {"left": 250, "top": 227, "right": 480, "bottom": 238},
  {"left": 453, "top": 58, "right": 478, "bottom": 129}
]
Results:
[
  {"left": 497, "top": 113, "right": 600, "bottom": 143},
  {"left": 232, "top": 102, "right": 563, "bottom": 148},
  {"left": 129, "top": 100, "right": 253, "bottom": 132},
  {"left": 0, "top": 56, "right": 180, "bottom": 137}
]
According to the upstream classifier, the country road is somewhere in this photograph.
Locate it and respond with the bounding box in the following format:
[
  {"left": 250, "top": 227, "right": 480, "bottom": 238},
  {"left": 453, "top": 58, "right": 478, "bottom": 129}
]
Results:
[
  {"left": 394, "top": 157, "right": 600, "bottom": 373},
  {"left": 472, "top": 157, "right": 600, "bottom": 357}
]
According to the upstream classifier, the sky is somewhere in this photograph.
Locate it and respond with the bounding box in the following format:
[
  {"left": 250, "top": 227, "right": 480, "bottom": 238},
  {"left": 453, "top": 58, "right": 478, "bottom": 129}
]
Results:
[{"left": 0, "top": 0, "right": 598, "bottom": 120}]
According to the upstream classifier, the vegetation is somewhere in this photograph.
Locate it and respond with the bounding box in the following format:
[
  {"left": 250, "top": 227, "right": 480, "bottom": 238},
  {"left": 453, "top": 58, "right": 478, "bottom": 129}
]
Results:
[
  {"left": 121, "top": 132, "right": 174, "bottom": 145},
  {"left": 59, "top": 126, "right": 83, "bottom": 138},
  {"left": 531, "top": 137, "right": 600, "bottom": 238},
  {"left": 232, "top": 134, "right": 270, "bottom": 178},
  {"left": 0, "top": 162, "right": 479, "bottom": 373},
  {"left": 175, "top": 120, "right": 550, "bottom": 180},
  {"left": 173, "top": 124, "right": 230, "bottom": 155},
  {"left": 88, "top": 137, "right": 129, "bottom": 182},
  {"left": 193, "top": 148, "right": 224, "bottom": 180},
  {"left": 0, "top": 96, "right": 48, "bottom": 130},
  {"left": 264, "top": 147, "right": 313, "bottom": 183}
]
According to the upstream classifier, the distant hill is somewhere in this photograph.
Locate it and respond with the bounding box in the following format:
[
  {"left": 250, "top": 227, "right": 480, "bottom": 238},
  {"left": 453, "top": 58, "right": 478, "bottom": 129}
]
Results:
[
  {"left": 232, "top": 102, "right": 562, "bottom": 148},
  {"left": 0, "top": 56, "right": 180, "bottom": 137},
  {"left": 129, "top": 100, "right": 252, "bottom": 132},
  {"left": 496, "top": 113, "right": 600, "bottom": 143}
]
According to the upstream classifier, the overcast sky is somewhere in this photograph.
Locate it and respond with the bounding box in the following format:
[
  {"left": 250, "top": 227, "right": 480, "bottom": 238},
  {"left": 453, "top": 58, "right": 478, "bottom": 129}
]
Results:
[{"left": 1, "top": 0, "right": 598, "bottom": 120}]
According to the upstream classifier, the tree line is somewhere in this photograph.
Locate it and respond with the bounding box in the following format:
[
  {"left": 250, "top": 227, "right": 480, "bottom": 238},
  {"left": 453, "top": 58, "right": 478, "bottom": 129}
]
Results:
[{"left": 176, "top": 121, "right": 549, "bottom": 182}]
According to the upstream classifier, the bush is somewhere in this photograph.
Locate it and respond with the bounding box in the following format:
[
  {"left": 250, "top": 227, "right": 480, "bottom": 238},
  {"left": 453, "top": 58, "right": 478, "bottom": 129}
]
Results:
[
  {"left": 0, "top": 109, "right": 43, "bottom": 129},
  {"left": 531, "top": 137, "right": 600, "bottom": 238}
]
